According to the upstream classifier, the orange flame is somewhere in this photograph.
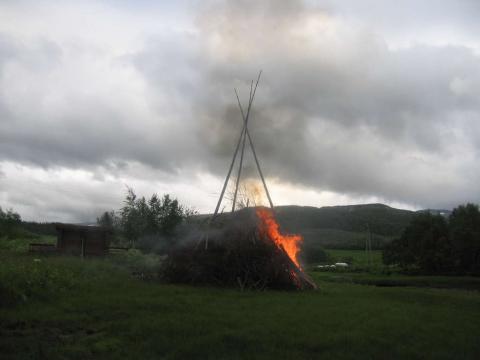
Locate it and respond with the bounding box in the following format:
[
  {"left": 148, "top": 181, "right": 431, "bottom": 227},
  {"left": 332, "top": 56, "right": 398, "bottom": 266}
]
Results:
[{"left": 256, "top": 207, "right": 303, "bottom": 268}]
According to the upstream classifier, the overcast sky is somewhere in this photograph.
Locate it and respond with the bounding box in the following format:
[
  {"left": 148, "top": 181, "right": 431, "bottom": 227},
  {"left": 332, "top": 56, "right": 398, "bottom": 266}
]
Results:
[{"left": 0, "top": 0, "right": 479, "bottom": 222}]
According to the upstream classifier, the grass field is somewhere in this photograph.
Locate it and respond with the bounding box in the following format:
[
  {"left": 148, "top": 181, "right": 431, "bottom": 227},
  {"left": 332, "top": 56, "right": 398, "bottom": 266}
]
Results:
[
  {"left": 0, "top": 235, "right": 56, "bottom": 252},
  {"left": 313, "top": 271, "right": 480, "bottom": 290},
  {"left": 325, "top": 249, "right": 383, "bottom": 267},
  {"left": 301, "top": 228, "right": 394, "bottom": 250},
  {"left": 1, "top": 247, "right": 480, "bottom": 360}
]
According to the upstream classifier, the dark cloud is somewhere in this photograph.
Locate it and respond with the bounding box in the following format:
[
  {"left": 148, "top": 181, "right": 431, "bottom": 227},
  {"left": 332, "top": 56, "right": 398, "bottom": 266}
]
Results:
[
  {"left": 0, "top": 31, "right": 205, "bottom": 174},
  {"left": 0, "top": 0, "right": 479, "bottom": 220},
  {"left": 175, "top": 0, "right": 480, "bottom": 208}
]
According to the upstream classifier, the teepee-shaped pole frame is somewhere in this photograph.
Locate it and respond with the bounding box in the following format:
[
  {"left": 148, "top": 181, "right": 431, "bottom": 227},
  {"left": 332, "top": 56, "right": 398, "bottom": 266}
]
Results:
[
  {"left": 233, "top": 83, "right": 274, "bottom": 210},
  {"left": 212, "top": 70, "right": 274, "bottom": 219},
  {"left": 231, "top": 80, "right": 253, "bottom": 213}
]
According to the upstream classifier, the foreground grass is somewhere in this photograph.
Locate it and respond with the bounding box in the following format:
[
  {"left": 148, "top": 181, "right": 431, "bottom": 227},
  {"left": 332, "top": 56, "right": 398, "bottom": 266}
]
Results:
[
  {"left": 312, "top": 271, "right": 480, "bottom": 291},
  {"left": 1, "top": 251, "right": 480, "bottom": 359}
]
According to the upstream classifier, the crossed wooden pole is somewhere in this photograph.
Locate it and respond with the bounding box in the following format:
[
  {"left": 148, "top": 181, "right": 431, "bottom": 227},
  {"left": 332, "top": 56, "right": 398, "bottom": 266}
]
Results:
[{"left": 212, "top": 70, "right": 274, "bottom": 220}]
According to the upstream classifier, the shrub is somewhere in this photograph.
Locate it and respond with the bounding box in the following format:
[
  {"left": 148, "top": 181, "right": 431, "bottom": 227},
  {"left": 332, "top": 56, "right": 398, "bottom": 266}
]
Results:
[{"left": 383, "top": 203, "right": 480, "bottom": 275}]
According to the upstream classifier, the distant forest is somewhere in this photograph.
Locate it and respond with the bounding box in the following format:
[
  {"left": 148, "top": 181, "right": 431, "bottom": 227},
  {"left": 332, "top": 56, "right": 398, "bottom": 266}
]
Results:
[
  {"left": 384, "top": 203, "right": 480, "bottom": 275},
  {"left": 2, "top": 195, "right": 479, "bottom": 274}
]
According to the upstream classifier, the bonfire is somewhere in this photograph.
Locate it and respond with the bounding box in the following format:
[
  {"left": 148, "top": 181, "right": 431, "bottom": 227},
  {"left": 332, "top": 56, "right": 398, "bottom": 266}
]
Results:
[
  {"left": 161, "top": 73, "right": 316, "bottom": 290},
  {"left": 161, "top": 207, "right": 317, "bottom": 291}
]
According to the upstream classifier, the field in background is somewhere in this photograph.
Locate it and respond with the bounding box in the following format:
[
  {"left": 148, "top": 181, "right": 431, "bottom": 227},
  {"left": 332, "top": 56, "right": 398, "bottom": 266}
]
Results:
[
  {"left": 0, "top": 235, "right": 56, "bottom": 252},
  {"left": 1, "top": 241, "right": 480, "bottom": 359},
  {"left": 325, "top": 249, "right": 383, "bottom": 267},
  {"left": 301, "top": 228, "right": 394, "bottom": 249}
]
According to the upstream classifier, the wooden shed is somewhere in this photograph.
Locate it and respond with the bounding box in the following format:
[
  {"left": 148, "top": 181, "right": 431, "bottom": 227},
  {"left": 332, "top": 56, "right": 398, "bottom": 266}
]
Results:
[{"left": 55, "top": 223, "right": 111, "bottom": 256}]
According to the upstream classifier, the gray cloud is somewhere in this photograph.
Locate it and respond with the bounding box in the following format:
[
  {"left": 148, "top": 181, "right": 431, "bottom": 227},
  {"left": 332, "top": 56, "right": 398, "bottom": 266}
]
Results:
[
  {"left": 0, "top": 31, "right": 205, "bottom": 174},
  {"left": 179, "top": 0, "right": 480, "bottom": 207},
  {"left": 1, "top": 0, "right": 480, "bottom": 220}
]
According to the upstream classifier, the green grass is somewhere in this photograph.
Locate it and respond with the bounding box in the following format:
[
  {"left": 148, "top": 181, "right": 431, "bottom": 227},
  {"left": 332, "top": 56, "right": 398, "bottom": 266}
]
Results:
[
  {"left": 325, "top": 249, "right": 383, "bottom": 267},
  {"left": 301, "top": 228, "right": 394, "bottom": 249},
  {"left": 0, "top": 234, "right": 55, "bottom": 252},
  {"left": 1, "top": 249, "right": 480, "bottom": 359},
  {"left": 312, "top": 272, "right": 480, "bottom": 291}
]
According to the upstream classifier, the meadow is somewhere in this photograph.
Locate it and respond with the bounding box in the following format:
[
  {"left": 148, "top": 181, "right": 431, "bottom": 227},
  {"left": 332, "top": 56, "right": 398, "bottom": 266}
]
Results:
[
  {"left": 1, "top": 238, "right": 480, "bottom": 359},
  {"left": 325, "top": 249, "right": 383, "bottom": 267}
]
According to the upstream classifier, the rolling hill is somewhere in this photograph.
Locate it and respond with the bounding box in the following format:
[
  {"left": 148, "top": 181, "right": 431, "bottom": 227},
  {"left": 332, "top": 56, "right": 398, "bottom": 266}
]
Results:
[
  {"left": 17, "top": 203, "right": 427, "bottom": 250},
  {"left": 272, "top": 203, "right": 415, "bottom": 249}
]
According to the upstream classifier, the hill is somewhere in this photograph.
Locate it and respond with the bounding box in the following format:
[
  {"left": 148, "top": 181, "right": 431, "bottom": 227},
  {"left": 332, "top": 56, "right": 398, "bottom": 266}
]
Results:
[
  {"left": 16, "top": 203, "right": 418, "bottom": 250},
  {"left": 274, "top": 203, "right": 414, "bottom": 235},
  {"left": 200, "top": 203, "right": 416, "bottom": 250},
  {"left": 271, "top": 203, "right": 415, "bottom": 249}
]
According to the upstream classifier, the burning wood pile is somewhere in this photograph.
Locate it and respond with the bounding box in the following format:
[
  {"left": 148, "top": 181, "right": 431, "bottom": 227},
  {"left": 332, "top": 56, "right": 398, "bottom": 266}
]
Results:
[
  {"left": 161, "top": 72, "right": 316, "bottom": 290},
  {"left": 161, "top": 207, "right": 317, "bottom": 291}
]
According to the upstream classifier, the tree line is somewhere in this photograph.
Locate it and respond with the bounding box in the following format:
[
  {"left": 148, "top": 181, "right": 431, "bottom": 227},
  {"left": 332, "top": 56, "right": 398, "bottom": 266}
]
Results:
[
  {"left": 97, "top": 187, "right": 197, "bottom": 253},
  {"left": 0, "top": 206, "right": 21, "bottom": 238},
  {"left": 383, "top": 203, "right": 480, "bottom": 275}
]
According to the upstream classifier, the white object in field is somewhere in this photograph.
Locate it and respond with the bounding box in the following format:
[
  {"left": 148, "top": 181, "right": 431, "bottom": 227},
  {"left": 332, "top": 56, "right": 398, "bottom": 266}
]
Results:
[{"left": 335, "top": 262, "right": 349, "bottom": 267}]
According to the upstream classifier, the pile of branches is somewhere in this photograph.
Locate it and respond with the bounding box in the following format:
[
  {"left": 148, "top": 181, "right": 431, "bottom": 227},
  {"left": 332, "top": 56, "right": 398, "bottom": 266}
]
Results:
[{"left": 160, "top": 210, "right": 317, "bottom": 291}]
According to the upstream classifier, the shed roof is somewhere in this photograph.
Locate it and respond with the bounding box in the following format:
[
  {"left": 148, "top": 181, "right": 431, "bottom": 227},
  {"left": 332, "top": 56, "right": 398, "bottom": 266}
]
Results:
[{"left": 55, "top": 223, "right": 112, "bottom": 233}]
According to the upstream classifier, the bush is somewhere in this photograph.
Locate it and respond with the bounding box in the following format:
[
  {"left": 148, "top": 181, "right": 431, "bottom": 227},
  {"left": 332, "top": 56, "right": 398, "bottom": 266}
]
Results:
[
  {"left": 0, "top": 207, "right": 22, "bottom": 238},
  {"left": 449, "top": 203, "right": 480, "bottom": 274},
  {"left": 102, "top": 188, "right": 197, "bottom": 251},
  {"left": 0, "top": 257, "right": 78, "bottom": 307},
  {"left": 108, "top": 249, "right": 163, "bottom": 279},
  {"left": 383, "top": 203, "right": 480, "bottom": 275},
  {"left": 300, "top": 244, "right": 328, "bottom": 264}
]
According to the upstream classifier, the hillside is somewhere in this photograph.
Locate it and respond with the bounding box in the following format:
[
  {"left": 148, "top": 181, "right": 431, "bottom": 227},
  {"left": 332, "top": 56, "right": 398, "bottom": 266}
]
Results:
[
  {"left": 274, "top": 203, "right": 414, "bottom": 235},
  {"left": 202, "top": 203, "right": 416, "bottom": 250},
  {"left": 272, "top": 203, "right": 415, "bottom": 249},
  {"left": 16, "top": 203, "right": 417, "bottom": 250}
]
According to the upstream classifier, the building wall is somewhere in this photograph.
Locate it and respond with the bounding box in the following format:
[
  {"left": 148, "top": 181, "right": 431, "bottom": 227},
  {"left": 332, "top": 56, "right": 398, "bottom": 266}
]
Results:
[
  {"left": 84, "top": 231, "right": 107, "bottom": 255},
  {"left": 59, "top": 230, "right": 83, "bottom": 255},
  {"left": 57, "top": 228, "right": 109, "bottom": 256}
]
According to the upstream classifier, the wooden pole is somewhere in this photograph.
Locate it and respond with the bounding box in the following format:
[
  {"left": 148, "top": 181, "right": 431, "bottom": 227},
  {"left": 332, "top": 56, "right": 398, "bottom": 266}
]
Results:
[
  {"left": 213, "top": 71, "right": 262, "bottom": 217},
  {"left": 246, "top": 125, "right": 274, "bottom": 209},
  {"left": 232, "top": 81, "right": 254, "bottom": 212},
  {"left": 234, "top": 80, "right": 274, "bottom": 209},
  {"left": 81, "top": 233, "right": 86, "bottom": 259},
  {"left": 232, "top": 126, "right": 247, "bottom": 212},
  {"left": 366, "top": 223, "right": 372, "bottom": 267},
  {"left": 212, "top": 113, "right": 247, "bottom": 217},
  {"left": 369, "top": 225, "right": 373, "bottom": 265},
  {"left": 206, "top": 71, "right": 262, "bottom": 249}
]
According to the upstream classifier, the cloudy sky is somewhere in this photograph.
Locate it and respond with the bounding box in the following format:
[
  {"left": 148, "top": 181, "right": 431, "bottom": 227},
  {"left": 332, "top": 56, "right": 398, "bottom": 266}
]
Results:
[{"left": 0, "top": 0, "right": 479, "bottom": 222}]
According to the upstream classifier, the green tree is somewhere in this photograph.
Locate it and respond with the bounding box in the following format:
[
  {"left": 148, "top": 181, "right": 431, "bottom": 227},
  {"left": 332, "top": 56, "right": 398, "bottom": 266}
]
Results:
[
  {"left": 97, "top": 210, "right": 116, "bottom": 229},
  {"left": 120, "top": 188, "right": 143, "bottom": 246},
  {"left": 157, "top": 194, "right": 185, "bottom": 236},
  {"left": 118, "top": 188, "right": 196, "bottom": 250},
  {"left": 383, "top": 212, "right": 451, "bottom": 273},
  {"left": 0, "top": 206, "right": 22, "bottom": 238},
  {"left": 300, "top": 245, "right": 328, "bottom": 264},
  {"left": 449, "top": 203, "right": 480, "bottom": 274}
]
